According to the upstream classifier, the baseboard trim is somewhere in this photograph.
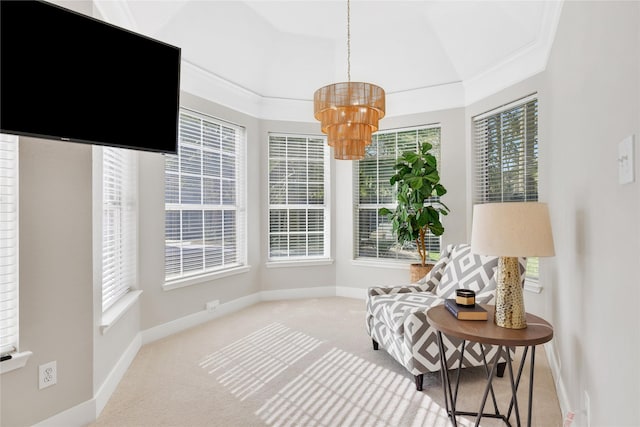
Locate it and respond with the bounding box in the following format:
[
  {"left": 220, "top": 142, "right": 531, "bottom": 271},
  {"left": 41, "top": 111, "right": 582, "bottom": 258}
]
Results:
[
  {"left": 336, "top": 286, "right": 367, "bottom": 300},
  {"left": 141, "top": 287, "right": 363, "bottom": 346},
  {"left": 32, "top": 399, "right": 95, "bottom": 427},
  {"left": 141, "top": 292, "right": 261, "bottom": 345},
  {"left": 260, "top": 286, "right": 336, "bottom": 301},
  {"left": 545, "top": 341, "right": 571, "bottom": 419},
  {"left": 95, "top": 332, "right": 142, "bottom": 415}
]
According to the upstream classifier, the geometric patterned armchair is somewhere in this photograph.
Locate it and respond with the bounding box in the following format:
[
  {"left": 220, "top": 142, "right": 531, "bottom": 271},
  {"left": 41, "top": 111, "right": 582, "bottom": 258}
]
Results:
[{"left": 366, "top": 244, "right": 526, "bottom": 391}]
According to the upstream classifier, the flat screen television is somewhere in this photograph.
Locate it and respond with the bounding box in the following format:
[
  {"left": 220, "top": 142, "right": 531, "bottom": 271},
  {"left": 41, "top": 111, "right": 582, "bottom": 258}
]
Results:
[{"left": 0, "top": 0, "right": 181, "bottom": 154}]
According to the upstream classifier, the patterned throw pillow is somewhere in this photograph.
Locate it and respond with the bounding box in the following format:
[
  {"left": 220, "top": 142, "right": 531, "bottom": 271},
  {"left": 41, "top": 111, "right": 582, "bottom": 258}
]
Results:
[{"left": 435, "top": 244, "right": 500, "bottom": 302}]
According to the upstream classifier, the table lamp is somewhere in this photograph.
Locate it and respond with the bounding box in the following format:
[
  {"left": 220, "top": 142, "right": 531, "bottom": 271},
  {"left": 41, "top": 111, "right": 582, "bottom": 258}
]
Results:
[{"left": 470, "top": 202, "right": 555, "bottom": 329}]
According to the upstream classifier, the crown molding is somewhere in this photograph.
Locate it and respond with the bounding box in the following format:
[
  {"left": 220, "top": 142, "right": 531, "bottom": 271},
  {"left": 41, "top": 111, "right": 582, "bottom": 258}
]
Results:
[{"left": 95, "top": 0, "right": 564, "bottom": 121}]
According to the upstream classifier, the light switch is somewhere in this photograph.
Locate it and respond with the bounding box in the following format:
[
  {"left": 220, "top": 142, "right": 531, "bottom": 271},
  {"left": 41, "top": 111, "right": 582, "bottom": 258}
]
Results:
[{"left": 618, "top": 135, "right": 635, "bottom": 184}]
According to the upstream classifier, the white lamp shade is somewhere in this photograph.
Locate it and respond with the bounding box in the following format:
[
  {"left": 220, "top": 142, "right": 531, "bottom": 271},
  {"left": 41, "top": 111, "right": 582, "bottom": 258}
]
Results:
[{"left": 471, "top": 202, "right": 555, "bottom": 257}]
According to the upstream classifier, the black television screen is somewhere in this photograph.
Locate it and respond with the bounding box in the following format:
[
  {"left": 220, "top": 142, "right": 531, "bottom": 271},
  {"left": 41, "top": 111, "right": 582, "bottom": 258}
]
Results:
[{"left": 0, "top": 0, "right": 181, "bottom": 154}]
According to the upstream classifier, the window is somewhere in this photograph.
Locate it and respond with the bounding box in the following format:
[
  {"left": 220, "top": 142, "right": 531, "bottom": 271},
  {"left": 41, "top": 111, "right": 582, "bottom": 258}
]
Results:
[
  {"left": 473, "top": 95, "right": 539, "bottom": 278},
  {"left": 0, "top": 134, "right": 18, "bottom": 356},
  {"left": 354, "top": 126, "right": 442, "bottom": 262},
  {"left": 102, "top": 147, "right": 137, "bottom": 312},
  {"left": 165, "top": 110, "right": 246, "bottom": 282},
  {"left": 268, "top": 134, "right": 330, "bottom": 261}
]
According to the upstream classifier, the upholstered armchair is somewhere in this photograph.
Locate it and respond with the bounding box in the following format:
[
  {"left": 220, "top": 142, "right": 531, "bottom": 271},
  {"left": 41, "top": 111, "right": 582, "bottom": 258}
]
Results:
[{"left": 365, "top": 244, "right": 526, "bottom": 390}]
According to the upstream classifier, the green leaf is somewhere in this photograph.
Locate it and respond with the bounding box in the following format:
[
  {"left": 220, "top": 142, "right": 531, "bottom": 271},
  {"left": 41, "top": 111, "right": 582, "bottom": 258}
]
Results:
[
  {"left": 379, "top": 207, "right": 391, "bottom": 216},
  {"left": 407, "top": 176, "right": 423, "bottom": 190},
  {"left": 434, "top": 183, "right": 447, "bottom": 196},
  {"left": 416, "top": 210, "right": 430, "bottom": 227},
  {"left": 425, "top": 171, "right": 440, "bottom": 183},
  {"left": 425, "top": 155, "right": 436, "bottom": 167},
  {"left": 404, "top": 152, "right": 419, "bottom": 164},
  {"left": 425, "top": 206, "right": 438, "bottom": 222},
  {"left": 429, "top": 222, "right": 445, "bottom": 236}
]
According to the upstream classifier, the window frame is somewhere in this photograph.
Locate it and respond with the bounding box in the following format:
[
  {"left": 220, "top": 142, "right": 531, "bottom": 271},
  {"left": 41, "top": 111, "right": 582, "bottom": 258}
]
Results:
[
  {"left": 353, "top": 124, "right": 443, "bottom": 264},
  {"left": 101, "top": 146, "right": 138, "bottom": 313},
  {"left": 0, "top": 134, "right": 31, "bottom": 374},
  {"left": 267, "top": 133, "right": 331, "bottom": 264},
  {"left": 472, "top": 94, "right": 540, "bottom": 284},
  {"left": 163, "top": 109, "right": 247, "bottom": 288},
  {"left": 0, "top": 134, "right": 19, "bottom": 356}
]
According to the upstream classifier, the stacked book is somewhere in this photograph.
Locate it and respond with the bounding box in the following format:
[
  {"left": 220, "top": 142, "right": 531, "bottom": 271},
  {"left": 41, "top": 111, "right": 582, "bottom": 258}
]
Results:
[{"left": 444, "top": 298, "right": 488, "bottom": 321}]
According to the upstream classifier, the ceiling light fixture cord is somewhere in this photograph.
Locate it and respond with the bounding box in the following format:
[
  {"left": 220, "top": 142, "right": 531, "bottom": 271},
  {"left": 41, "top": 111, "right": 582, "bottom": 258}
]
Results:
[{"left": 347, "top": 0, "right": 351, "bottom": 83}]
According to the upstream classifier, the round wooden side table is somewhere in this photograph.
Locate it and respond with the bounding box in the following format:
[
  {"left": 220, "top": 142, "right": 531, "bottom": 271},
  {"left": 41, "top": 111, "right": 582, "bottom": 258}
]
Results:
[{"left": 427, "top": 304, "right": 553, "bottom": 427}]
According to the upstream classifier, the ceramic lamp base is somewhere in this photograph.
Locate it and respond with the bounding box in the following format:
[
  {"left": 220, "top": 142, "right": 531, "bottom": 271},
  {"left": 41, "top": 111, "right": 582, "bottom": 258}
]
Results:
[{"left": 494, "top": 256, "right": 527, "bottom": 329}]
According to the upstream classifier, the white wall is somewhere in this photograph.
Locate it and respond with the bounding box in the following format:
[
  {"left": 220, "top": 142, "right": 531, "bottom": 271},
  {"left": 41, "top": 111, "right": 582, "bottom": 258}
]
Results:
[
  {"left": 542, "top": 2, "right": 640, "bottom": 425},
  {"left": 0, "top": 139, "right": 94, "bottom": 427}
]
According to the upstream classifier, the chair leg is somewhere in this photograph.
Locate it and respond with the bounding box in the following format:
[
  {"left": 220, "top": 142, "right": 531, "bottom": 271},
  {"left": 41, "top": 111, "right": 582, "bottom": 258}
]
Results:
[
  {"left": 372, "top": 339, "right": 379, "bottom": 350},
  {"left": 496, "top": 362, "right": 506, "bottom": 377},
  {"left": 414, "top": 374, "right": 424, "bottom": 391}
]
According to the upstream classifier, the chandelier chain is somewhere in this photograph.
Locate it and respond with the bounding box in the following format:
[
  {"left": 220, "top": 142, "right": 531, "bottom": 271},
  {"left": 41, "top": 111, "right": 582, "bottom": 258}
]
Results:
[{"left": 347, "top": 0, "right": 351, "bottom": 82}]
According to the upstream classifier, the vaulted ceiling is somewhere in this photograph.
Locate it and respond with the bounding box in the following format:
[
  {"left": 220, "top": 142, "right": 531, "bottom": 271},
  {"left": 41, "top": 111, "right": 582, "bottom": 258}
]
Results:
[{"left": 94, "top": 0, "right": 564, "bottom": 121}]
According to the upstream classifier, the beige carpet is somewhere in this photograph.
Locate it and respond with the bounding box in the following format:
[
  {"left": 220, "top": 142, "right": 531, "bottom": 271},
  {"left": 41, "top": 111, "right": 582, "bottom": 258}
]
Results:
[{"left": 91, "top": 297, "right": 562, "bottom": 427}]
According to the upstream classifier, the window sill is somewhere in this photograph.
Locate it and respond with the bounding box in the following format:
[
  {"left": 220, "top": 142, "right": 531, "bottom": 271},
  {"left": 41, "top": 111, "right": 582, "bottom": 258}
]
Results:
[
  {"left": 351, "top": 259, "right": 411, "bottom": 270},
  {"left": 524, "top": 279, "right": 543, "bottom": 294},
  {"left": 266, "top": 258, "right": 334, "bottom": 268},
  {"left": 0, "top": 351, "right": 33, "bottom": 375},
  {"left": 100, "top": 290, "right": 143, "bottom": 335},
  {"left": 163, "top": 265, "right": 251, "bottom": 291}
]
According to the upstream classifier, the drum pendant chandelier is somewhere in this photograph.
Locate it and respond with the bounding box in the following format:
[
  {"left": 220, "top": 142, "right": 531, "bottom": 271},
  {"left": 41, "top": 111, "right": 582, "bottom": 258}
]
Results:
[{"left": 313, "top": 0, "right": 385, "bottom": 160}]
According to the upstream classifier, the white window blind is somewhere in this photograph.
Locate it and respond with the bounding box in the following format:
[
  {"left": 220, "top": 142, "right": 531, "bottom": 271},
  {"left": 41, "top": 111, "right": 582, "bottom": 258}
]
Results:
[
  {"left": 268, "top": 134, "right": 330, "bottom": 260},
  {"left": 473, "top": 95, "right": 539, "bottom": 278},
  {"left": 165, "top": 110, "right": 246, "bottom": 281},
  {"left": 473, "top": 96, "right": 538, "bottom": 204},
  {"left": 102, "top": 147, "right": 137, "bottom": 312},
  {"left": 0, "top": 134, "right": 18, "bottom": 355},
  {"left": 354, "top": 126, "right": 442, "bottom": 262}
]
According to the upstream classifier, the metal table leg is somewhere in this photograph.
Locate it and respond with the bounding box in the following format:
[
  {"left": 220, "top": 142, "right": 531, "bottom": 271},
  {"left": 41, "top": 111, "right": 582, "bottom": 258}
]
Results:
[
  {"left": 528, "top": 346, "right": 536, "bottom": 427},
  {"left": 505, "top": 346, "right": 522, "bottom": 427},
  {"left": 437, "top": 331, "right": 457, "bottom": 427},
  {"left": 474, "top": 345, "right": 504, "bottom": 427},
  {"left": 438, "top": 338, "right": 540, "bottom": 427}
]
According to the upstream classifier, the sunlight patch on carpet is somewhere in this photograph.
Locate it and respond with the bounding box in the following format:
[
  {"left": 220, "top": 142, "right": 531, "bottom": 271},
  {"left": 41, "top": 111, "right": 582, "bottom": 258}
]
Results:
[
  {"left": 199, "top": 322, "right": 324, "bottom": 401},
  {"left": 256, "top": 347, "right": 477, "bottom": 427}
]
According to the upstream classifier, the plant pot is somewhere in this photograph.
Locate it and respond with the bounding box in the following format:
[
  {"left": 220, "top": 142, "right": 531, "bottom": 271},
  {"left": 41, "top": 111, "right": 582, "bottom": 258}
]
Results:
[{"left": 410, "top": 263, "right": 434, "bottom": 283}]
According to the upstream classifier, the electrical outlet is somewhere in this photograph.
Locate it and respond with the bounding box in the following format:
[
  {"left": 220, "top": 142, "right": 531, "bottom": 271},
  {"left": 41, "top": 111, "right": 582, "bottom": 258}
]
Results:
[
  {"left": 618, "top": 135, "right": 635, "bottom": 184},
  {"left": 39, "top": 361, "right": 57, "bottom": 389},
  {"left": 206, "top": 300, "right": 220, "bottom": 312}
]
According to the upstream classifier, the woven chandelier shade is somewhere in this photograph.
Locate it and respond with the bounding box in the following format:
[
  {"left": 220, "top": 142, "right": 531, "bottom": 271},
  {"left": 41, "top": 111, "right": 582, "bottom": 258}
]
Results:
[{"left": 314, "top": 81, "right": 386, "bottom": 160}]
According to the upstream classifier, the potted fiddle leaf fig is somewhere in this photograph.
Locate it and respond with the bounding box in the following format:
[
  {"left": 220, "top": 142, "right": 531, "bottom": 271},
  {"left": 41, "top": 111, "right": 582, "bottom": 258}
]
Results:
[{"left": 379, "top": 142, "right": 450, "bottom": 281}]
